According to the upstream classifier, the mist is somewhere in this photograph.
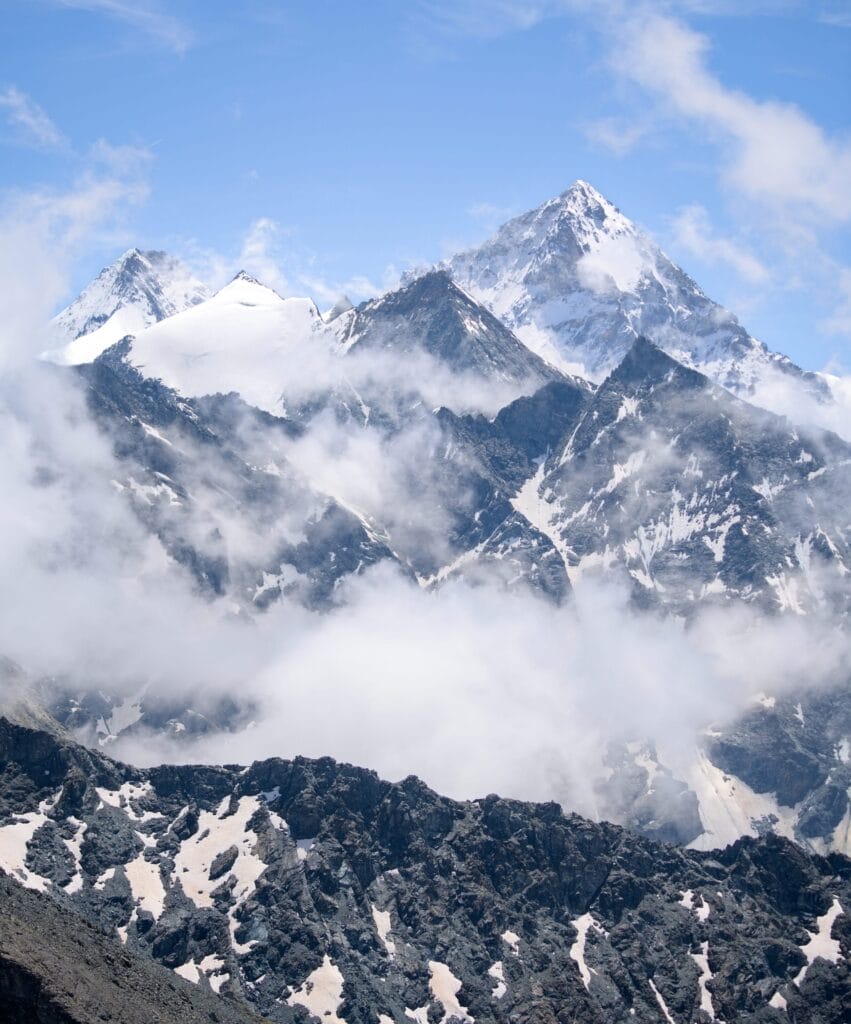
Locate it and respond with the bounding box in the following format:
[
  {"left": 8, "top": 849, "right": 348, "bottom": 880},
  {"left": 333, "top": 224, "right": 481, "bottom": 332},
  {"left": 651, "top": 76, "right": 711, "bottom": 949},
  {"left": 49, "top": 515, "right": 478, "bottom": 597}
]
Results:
[{"left": 1, "top": 176, "right": 849, "bottom": 835}]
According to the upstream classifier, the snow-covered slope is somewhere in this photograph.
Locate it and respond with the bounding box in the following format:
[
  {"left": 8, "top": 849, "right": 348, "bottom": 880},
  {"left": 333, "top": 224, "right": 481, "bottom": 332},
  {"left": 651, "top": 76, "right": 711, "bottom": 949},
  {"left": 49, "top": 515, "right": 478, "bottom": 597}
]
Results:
[
  {"left": 115, "top": 273, "right": 326, "bottom": 416},
  {"left": 446, "top": 180, "right": 819, "bottom": 399},
  {"left": 50, "top": 248, "right": 210, "bottom": 364}
]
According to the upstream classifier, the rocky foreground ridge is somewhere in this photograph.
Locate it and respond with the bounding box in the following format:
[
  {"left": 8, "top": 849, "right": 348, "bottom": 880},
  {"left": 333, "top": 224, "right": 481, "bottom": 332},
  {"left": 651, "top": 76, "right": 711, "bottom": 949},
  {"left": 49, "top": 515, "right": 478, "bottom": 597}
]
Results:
[{"left": 0, "top": 718, "right": 848, "bottom": 1023}]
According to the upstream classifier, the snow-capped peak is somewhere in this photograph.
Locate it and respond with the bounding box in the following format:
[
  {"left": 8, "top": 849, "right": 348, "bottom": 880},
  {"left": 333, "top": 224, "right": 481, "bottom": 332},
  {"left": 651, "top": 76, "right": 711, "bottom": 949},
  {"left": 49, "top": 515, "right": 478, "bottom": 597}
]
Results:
[
  {"left": 108, "top": 272, "right": 325, "bottom": 416},
  {"left": 557, "top": 178, "right": 623, "bottom": 221},
  {"left": 228, "top": 269, "right": 268, "bottom": 289},
  {"left": 49, "top": 248, "right": 211, "bottom": 365},
  {"left": 213, "top": 271, "right": 289, "bottom": 306},
  {"left": 323, "top": 295, "right": 354, "bottom": 323},
  {"left": 445, "top": 180, "right": 812, "bottom": 398}
]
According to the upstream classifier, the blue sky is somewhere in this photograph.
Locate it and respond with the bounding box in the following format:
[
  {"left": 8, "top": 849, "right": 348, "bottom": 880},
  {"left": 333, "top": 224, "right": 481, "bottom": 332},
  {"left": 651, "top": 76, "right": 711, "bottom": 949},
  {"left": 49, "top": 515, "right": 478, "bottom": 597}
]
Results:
[{"left": 2, "top": 0, "right": 850, "bottom": 370}]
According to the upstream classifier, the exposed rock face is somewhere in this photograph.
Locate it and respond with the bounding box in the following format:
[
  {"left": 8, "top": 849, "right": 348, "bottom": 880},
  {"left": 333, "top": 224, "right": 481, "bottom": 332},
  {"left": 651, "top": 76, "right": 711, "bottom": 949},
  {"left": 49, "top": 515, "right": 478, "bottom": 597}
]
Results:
[
  {"left": 514, "top": 337, "right": 851, "bottom": 616},
  {"left": 0, "top": 718, "right": 849, "bottom": 1023},
  {"left": 0, "top": 873, "right": 264, "bottom": 1024},
  {"left": 336, "top": 270, "right": 565, "bottom": 390}
]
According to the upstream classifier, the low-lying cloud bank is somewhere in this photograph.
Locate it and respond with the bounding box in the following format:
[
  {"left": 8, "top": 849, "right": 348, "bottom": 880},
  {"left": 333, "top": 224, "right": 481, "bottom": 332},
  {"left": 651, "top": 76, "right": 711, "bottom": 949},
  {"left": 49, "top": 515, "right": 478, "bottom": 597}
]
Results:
[
  {"left": 104, "top": 567, "right": 846, "bottom": 815},
  {"left": 1, "top": 172, "right": 848, "bottom": 828}
]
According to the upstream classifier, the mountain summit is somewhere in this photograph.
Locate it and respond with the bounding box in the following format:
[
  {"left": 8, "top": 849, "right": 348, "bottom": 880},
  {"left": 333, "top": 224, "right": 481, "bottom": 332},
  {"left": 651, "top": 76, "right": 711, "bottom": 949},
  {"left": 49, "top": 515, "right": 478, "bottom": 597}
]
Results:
[
  {"left": 49, "top": 248, "right": 210, "bottom": 365},
  {"left": 446, "top": 180, "right": 815, "bottom": 398}
]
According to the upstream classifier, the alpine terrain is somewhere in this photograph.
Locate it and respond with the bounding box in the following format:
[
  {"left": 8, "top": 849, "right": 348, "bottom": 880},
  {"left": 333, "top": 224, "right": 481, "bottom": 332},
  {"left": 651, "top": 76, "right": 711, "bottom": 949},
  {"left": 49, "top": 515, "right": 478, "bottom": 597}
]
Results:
[{"left": 3, "top": 179, "right": 849, "bottom": 1021}]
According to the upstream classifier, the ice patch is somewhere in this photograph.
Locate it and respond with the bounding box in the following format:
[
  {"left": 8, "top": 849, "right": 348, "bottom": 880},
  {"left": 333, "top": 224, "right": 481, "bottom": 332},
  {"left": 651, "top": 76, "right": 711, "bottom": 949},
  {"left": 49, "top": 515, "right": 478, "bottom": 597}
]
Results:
[
  {"left": 296, "top": 837, "right": 316, "bottom": 861},
  {"left": 95, "top": 781, "right": 162, "bottom": 823},
  {"left": 171, "top": 795, "right": 267, "bottom": 952},
  {"left": 0, "top": 795, "right": 58, "bottom": 891},
  {"left": 61, "top": 817, "right": 87, "bottom": 894},
  {"left": 175, "top": 961, "right": 199, "bottom": 983},
  {"left": 124, "top": 852, "right": 166, "bottom": 920},
  {"left": 687, "top": 751, "right": 799, "bottom": 851},
  {"left": 769, "top": 990, "right": 787, "bottom": 1011},
  {"left": 679, "top": 888, "right": 709, "bottom": 921}
]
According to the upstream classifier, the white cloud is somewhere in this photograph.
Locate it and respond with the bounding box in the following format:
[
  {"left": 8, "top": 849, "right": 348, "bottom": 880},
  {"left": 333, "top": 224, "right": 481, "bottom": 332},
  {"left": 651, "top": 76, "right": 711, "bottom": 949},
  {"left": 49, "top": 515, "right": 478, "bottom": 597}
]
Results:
[
  {"left": 415, "top": 0, "right": 564, "bottom": 38},
  {"left": 55, "top": 0, "right": 193, "bottom": 54},
  {"left": 110, "top": 565, "right": 851, "bottom": 818},
  {"left": 584, "top": 116, "right": 650, "bottom": 156},
  {"left": 0, "top": 87, "right": 66, "bottom": 150},
  {"left": 819, "top": 2, "right": 851, "bottom": 28},
  {"left": 184, "top": 218, "right": 292, "bottom": 295},
  {"left": 821, "top": 267, "right": 851, "bottom": 338},
  {"left": 237, "top": 217, "right": 290, "bottom": 294},
  {"left": 614, "top": 13, "right": 851, "bottom": 222},
  {"left": 671, "top": 203, "right": 770, "bottom": 284},
  {"left": 466, "top": 202, "right": 519, "bottom": 233},
  {"left": 182, "top": 220, "right": 396, "bottom": 309}
]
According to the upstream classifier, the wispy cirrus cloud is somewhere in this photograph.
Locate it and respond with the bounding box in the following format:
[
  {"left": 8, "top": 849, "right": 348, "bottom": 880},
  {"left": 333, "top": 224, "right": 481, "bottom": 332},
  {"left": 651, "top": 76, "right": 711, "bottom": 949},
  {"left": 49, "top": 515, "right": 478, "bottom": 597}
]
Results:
[
  {"left": 822, "top": 267, "right": 851, "bottom": 339},
  {"left": 671, "top": 203, "right": 770, "bottom": 284},
  {"left": 819, "top": 1, "right": 851, "bottom": 28},
  {"left": 54, "top": 0, "right": 193, "bottom": 54},
  {"left": 415, "top": 0, "right": 565, "bottom": 38},
  {"left": 0, "top": 86, "right": 66, "bottom": 150},
  {"left": 584, "top": 116, "right": 650, "bottom": 156}
]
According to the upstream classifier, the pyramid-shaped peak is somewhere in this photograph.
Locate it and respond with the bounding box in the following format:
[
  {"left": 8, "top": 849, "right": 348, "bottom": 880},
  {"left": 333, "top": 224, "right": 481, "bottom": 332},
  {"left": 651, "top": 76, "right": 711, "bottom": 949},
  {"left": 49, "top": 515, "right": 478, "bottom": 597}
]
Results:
[
  {"left": 551, "top": 180, "right": 630, "bottom": 228},
  {"left": 561, "top": 179, "right": 612, "bottom": 205},
  {"left": 115, "top": 248, "right": 173, "bottom": 270},
  {"left": 608, "top": 335, "right": 706, "bottom": 392},
  {"left": 368, "top": 269, "right": 461, "bottom": 311},
  {"left": 211, "top": 271, "right": 289, "bottom": 307},
  {"left": 230, "top": 269, "right": 264, "bottom": 286}
]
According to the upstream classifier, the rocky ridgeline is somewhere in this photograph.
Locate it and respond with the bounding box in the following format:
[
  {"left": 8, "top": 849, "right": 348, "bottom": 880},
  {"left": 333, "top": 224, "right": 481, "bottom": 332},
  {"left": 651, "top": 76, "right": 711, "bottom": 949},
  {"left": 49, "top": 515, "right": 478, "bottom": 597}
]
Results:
[{"left": 0, "top": 718, "right": 848, "bottom": 1023}]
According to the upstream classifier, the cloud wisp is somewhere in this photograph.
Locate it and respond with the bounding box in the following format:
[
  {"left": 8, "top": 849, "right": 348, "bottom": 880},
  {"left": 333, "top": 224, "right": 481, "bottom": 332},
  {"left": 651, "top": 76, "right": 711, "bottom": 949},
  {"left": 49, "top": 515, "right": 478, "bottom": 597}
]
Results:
[
  {"left": 0, "top": 86, "right": 66, "bottom": 150},
  {"left": 671, "top": 203, "right": 770, "bottom": 284},
  {"left": 54, "top": 0, "right": 193, "bottom": 54},
  {"left": 613, "top": 13, "right": 851, "bottom": 222}
]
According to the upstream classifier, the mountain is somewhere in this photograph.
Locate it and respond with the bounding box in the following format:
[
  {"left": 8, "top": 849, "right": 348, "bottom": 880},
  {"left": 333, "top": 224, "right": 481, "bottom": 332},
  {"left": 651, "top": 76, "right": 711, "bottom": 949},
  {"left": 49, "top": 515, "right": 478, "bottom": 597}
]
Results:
[
  {"left": 446, "top": 181, "right": 823, "bottom": 400},
  {"left": 334, "top": 270, "right": 566, "bottom": 392},
  {"left": 50, "top": 248, "right": 210, "bottom": 365},
  {"left": 513, "top": 336, "right": 851, "bottom": 615},
  {"left": 78, "top": 341, "right": 399, "bottom": 608},
  {"left": 109, "top": 272, "right": 326, "bottom": 417},
  {"left": 31, "top": 214, "right": 851, "bottom": 868},
  {"left": 0, "top": 716, "right": 849, "bottom": 1023}
]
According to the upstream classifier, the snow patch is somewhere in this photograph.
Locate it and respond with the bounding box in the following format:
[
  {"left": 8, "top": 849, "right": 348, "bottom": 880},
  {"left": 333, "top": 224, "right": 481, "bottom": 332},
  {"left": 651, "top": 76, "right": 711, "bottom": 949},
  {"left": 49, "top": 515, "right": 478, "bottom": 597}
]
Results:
[
  {"left": 487, "top": 961, "right": 506, "bottom": 1000},
  {"left": 371, "top": 905, "right": 396, "bottom": 959},
  {"left": 648, "top": 978, "right": 676, "bottom": 1024},
  {"left": 569, "top": 912, "right": 603, "bottom": 990},
  {"left": 287, "top": 955, "right": 346, "bottom": 1024},
  {"left": 691, "top": 941, "right": 716, "bottom": 1020},
  {"left": 794, "top": 897, "right": 844, "bottom": 986}
]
